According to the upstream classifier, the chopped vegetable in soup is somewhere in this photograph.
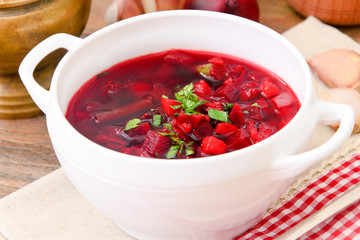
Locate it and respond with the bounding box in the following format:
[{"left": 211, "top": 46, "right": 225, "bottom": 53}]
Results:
[{"left": 65, "top": 49, "right": 300, "bottom": 158}]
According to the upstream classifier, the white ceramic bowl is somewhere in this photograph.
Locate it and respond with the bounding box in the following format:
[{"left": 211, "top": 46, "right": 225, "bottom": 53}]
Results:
[{"left": 19, "top": 10, "right": 354, "bottom": 240}]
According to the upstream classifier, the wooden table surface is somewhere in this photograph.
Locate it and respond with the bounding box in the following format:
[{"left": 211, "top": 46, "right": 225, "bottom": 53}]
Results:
[{"left": 1, "top": 0, "right": 359, "bottom": 199}]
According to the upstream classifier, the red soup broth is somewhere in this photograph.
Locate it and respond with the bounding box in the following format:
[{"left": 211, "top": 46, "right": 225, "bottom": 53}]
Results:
[{"left": 65, "top": 49, "right": 300, "bottom": 159}]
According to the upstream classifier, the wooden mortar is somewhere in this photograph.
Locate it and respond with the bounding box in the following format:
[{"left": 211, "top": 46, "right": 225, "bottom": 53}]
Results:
[{"left": 0, "top": 0, "right": 91, "bottom": 118}]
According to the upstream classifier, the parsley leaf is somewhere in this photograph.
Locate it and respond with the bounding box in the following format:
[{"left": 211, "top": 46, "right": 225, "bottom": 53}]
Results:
[
  {"left": 208, "top": 109, "right": 229, "bottom": 122},
  {"left": 124, "top": 118, "right": 141, "bottom": 131},
  {"left": 174, "top": 83, "right": 207, "bottom": 115},
  {"left": 160, "top": 124, "right": 195, "bottom": 158},
  {"left": 166, "top": 145, "right": 180, "bottom": 159},
  {"left": 152, "top": 115, "right": 161, "bottom": 127}
]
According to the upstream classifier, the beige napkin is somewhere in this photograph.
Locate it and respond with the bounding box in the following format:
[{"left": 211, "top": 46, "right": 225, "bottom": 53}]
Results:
[{"left": 1, "top": 16, "right": 360, "bottom": 240}]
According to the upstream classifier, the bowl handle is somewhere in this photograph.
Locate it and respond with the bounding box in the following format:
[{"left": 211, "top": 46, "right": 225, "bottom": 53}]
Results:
[
  {"left": 270, "top": 100, "right": 355, "bottom": 180},
  {"left": 18, "top": 33, "right": 82, "bottom": 114}
]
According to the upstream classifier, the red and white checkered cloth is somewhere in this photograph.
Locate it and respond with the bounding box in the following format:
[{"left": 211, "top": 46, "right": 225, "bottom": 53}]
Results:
[{"left": 234, "top": 154, "right": 360, "bottom": 240}]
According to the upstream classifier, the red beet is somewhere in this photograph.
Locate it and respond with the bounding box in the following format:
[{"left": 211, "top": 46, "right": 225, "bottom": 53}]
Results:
[
  {"left": 194, "top": 79, "right": 213, "bottom": 97},
  {"left": 214, "top": 84, "right": 239, "bottom": 102},
  {"left": 161, "top": 97, "right": 181, "bottom": 116},
  {"left": 215, "top": 122, "right": 238, "bottom": 136},
  {"left": 141, "top": 131, "right": 171, "bottom": 157},
  {"left": 229, "top": 103, "right": 245, "bottom": 126},
  {"left": 260, "top": 78, "right": 281, "bottom": 98},
  {"left": 164, "top": 50, "right": 194, "bottom": 66},
  {"left": 226, "top": 128, "right": 251, "bottom": 150},
  {"left": 191, "top": 122, "right": 214, "bottom": 140},
  {"left": 201, "top": 136, "right": 227, "bottom": 155}
]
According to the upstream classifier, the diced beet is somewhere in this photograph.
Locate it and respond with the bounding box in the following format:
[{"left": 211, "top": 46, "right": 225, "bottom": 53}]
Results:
[
  {"left": 238, "top": 81, "right": 261, "bottom": 101},
  {"left": 258, "top": 122, "right": 277, "bottom": 141},
  {"left": 120, "top": 121, "right": 151, "bottom": 145},
  {"left": 201, "top": 136, "right": 227, "bottom": 155},
  {"left": 158, "top": 63, "right": 176, "bottom": 79},
  {"left": 106, "top": 82, "right": 128, "bottom": 96},
  {"left": 203, "top": 100, "right": 224, "bottom": 111},
  {"left": 141, "top": 131, "right": 171, "bottom": 157},
  {"left": 194, "top": 79, "right": 213, "bottom": 97},
  {"left": 260, "top": 78, "right": 281, "bottom": 98},
  {"left": 245, "top": 120, "right": 258, "bottom": 143},
  {"left": 164, "top": 50, "right": 194, "bottom": 66},
  {"left": 215, "top": 122, "right": 238, "bottom": 136},
  {"left": 214, "top": 84, "right": 239, "bottom": 102},
  {"left": 121, "top": 145, "right": 152, "bottom": 157},
  {"left": 209, "top": 57, "right": 227, "bottom": 80},
  {"left": 161, "top": 97, "right": 181, "bottom": 116},
  {"left": 229, "top": 103, "right": 245, "bottom": 126},
  {"left": 246, "top": 105, "right": 264, "bottom": 121},
  {"left": 228, "top": 65, "right": 245, "bottom": 81},
  {"left": 125, "top": 121, "right": 151, "bottom": 137},
  {"left": 224, "top": 77, "right": 234, "bottom": 85},
  {"left": 256, "top": 98, "right": 272, "bottom": 116},
  {"left": 130, "top": 82, "right": 153, "bottom": 98},
  {"left": 225, "top": 128, "right": 251, "bottom": 150},
  {"left": 191, "top": 122, "right": 214, "bottom": 140},
  {"left": 150, "top": 84, "right": 172, "bottom": 103},
  {"left": 271, "top": 92, "right": 295, "bottom": 111},
  {"left": 94, "top": 134, "right": 127, "bottom": 145},
  {"left": 180, "top": 122, "right": 192, "bottom": 134},
  {"left": 178, "top": 113, "right": 209, "bottom": 129}
]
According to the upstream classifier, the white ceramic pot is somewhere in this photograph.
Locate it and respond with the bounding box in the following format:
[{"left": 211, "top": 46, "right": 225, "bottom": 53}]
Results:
[{"left": 19, "top": 10, "right": 354, "bottom": 240}]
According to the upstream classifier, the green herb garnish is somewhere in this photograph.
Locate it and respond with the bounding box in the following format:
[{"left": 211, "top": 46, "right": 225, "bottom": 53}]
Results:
[
  {"left": 174, "top": 83, "right": 207, "bottom": 115},
  {"left": 251, "top": 103, "right": 260, "bottom": 108},
  {"left": 160, "top": 124, "right": 194, "bottom": 159},
  {"left": 96, "top": 71, "right": 109, "bottom": 79},
  {"left": 208, "top": 109, "right": 229, "bottom": 122},
  {"left": 124, "top": 118, "right": 141, "bottom": 131},
  {"left": 153, "top": 115, "right": 162, "bottom": 127},
  {"left": 166, "top": 145, "right": 180, "bottom": 159}
]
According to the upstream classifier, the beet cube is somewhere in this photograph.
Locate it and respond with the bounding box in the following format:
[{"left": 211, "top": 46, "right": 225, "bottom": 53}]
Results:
[
  {"left": 260, "top": 78, "right": 281, "bottom": 98},
  {"left": 258, "top": 122, "right": 277, "bottom": 141},
  {"left": 229, "top": 103, "right": 245, "bottom": 126},
  {"left": 164, "top": 50, "right": 194, "bottom": 66},
  {"left": 161, "top": 97, "right": 181, "bottom": 116},
  {"left": 201, "top": 136, "right": 227, "bottom": 155},
  {"left": 130, "top": 82, "right": 152, "bottom": 98},
  {"left": 142, "top": 131, "right": 171, "bottom": 157},
  {"left": 238, "top": 82, "right": 261, "bottom": 101},
  {"left": 271, "top": 92, "right": 295, "bottom": 111},
  {"left": 178, "top": 113, "right": 208, "bottom": 129},
  {"left": 208, "top": 57, "right": 228, "bottom": 80},
  {"left": 245, "top": 120, "right": 259, "bottom": 143},
  {"left": 150, "top": 84, "right": 172, "bottom": 103},
  {"left": 214, "top": 84, "right": 239, "bottom": 102},
  {"left": 225, "top": 128, "right": 251, "bottom": 150},
  {"left": 191, "top": 122, "right": 214, "bottom": 140},
  {"left": 215, "top": 122, "right": 238, "bottom": 136},
  {"left": 125, "top": 122, "right": 150, "bottom": 137},
  {"left": 194, "top": 79, "right": 213, "bottom": 97}
]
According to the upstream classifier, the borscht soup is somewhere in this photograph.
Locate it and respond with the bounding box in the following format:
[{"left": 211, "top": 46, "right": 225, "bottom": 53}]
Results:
[{"left": 65, "top": 49, "right": 300, "bottom": 159}]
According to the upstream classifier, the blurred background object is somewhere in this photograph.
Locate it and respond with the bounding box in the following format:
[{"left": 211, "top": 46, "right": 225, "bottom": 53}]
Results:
[
  {"left": 105, "top": 0, "right": 259, "bottom": 25},
  {"left": 289, "top": 0, "right": 360, "bottom": 26},
  {"left": 0, "top": 0, "right": 91, "bottom": 119}
]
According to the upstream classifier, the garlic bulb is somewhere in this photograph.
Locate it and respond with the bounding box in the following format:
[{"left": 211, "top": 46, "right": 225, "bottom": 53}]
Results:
[{"left": 308, "top": 49, "right": 360, "bottom": 88}]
